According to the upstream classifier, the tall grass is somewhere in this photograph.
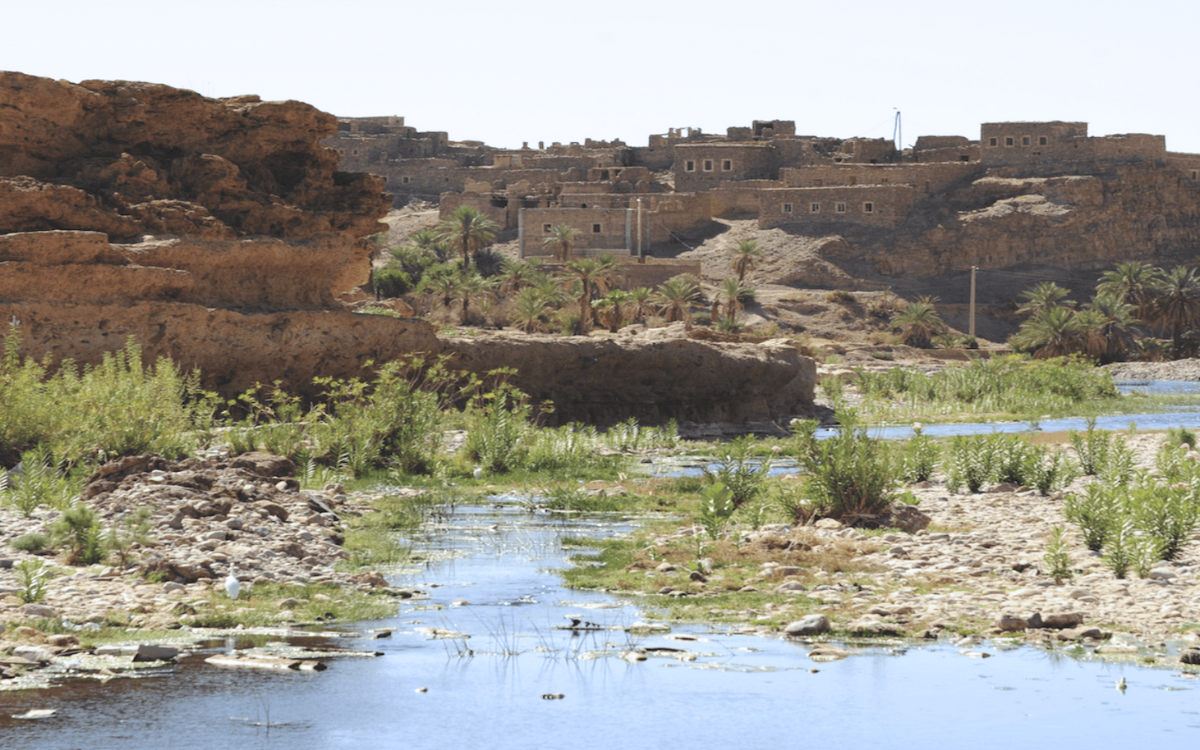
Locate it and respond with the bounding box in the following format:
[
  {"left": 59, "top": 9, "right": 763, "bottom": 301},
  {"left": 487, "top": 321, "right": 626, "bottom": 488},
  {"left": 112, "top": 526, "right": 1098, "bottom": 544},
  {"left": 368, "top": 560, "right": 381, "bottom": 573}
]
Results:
[{"left": 853, "top": 355, "right": 1122, "bottom": 422}]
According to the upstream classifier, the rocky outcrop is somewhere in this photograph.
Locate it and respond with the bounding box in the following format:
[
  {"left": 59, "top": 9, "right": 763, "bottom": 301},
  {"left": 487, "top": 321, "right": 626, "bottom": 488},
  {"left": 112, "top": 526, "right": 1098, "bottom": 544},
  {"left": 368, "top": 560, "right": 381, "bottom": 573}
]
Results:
[{"left": 444, "top": 324, "right": 817, "bottom": 428}]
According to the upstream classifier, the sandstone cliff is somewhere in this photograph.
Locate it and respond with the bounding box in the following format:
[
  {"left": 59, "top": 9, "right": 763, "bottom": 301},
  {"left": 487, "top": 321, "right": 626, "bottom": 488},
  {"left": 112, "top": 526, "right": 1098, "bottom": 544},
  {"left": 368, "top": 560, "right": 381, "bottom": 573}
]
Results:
[{"left": 1, "top": 72, "right": 816, "bottom": 427}]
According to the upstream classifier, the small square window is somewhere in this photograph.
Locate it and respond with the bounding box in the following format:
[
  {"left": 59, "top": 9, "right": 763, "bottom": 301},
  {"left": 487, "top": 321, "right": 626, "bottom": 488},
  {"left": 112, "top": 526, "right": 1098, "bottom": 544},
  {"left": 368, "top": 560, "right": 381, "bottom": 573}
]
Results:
[
  {"left": 782, "top": 203, "right": 793, "bottom": 214},
  {"left": 543, "top": 224, "right": 552, "bottom": 233},
  {"left": 1193, "top": 171, "right": 1198, "bottom": 179},
  {"left": 592, "top": 224, "right": 602, "bottom": 233},
  {"left": 1005, "top": 137, "right": 1014, "bottom": 147},
  {"left": 685, "top": 160, "right": 695, "bottom": 172},
  {"left": 810, "top": 203, "right": 820, "bottom": 213},
  {"left": 703, "top": 159, "right": 714, "bottom": 171},
  {"left": 401, "top": 175, "right": 410, "bottom": 184},
  {"left": 989, "top": 137, "right": 998, "bottom": 147},
  {"left": 1022, "top": 136, "right": 1031, "bottom": 146},
  {"left": 863, "top": 202, "right": 874, "bottom": 213},
  {"left": 836, "top": 203, "right": 846, "bottom": 213},
  {"left": 722, "top": 159, "right": 732, "bottom": 171},
  {"left": 1039, "top": 136, "right": 1048, "bottom": 146}
]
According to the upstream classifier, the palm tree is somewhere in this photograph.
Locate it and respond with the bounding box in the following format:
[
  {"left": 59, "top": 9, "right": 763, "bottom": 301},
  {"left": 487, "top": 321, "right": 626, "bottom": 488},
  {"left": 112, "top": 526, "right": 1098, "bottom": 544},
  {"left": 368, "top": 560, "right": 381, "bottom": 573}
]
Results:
[
  {"left": 498, "top": 259, "right": 544, "bottom": 297},
  {"left": 410, "top": 228, "right": 449, "bottom": 262},
  {"left": 729, "top": 240, "right": 763, "bottom": 284},
  {"left": 437, "top": 205, "right": 499, "bottom": 269},
  {"left": 595, "top": 290, "right": 633, "bottom": 332},
  {"left": 543, "top": 224, "right": 577, "bottom": 262},
  {"left": 1147, "top": 265, "right": 1200, "bottom": 357},
  {"left": 718, "top": 278, "right": 750, "bottom": 323},
  {"left": 629, "top": 287, "right": 655, "bottom": 324},
  {"left": 512, "top": 286, "right": 551, "bottom": 333},
  {"left": 1097, "top": 261, "right": 1160, "bottom": 322},
  {"left": 421, "top": 272, "right": 458, "bottom": 312},
  {"left": 654, "top": 276, "right": 702, "bottom": 327},
  {"left": 1009, "top": 305, "right": 1088, "bottom": 358},
  {"left": 453, "top": 271, "right": 495, "bottom": 325},
  {"left": 1016, "top": 282, "right": 1074, "bottom": 317},
  {"left": 1081, "top": 292, "right": 1139, "bottom": 363},
  {"left": 890, "top": 296, "right": 946, "bottom": 349},
  {"left": 560, "top": 255, "right": 618, "bottom": 334}
]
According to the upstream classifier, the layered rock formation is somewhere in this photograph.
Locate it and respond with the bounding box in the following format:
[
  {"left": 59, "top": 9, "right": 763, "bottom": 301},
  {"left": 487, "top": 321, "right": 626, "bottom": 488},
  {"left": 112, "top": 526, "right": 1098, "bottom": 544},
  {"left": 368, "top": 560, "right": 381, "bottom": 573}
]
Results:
[{"left": 1, "top": 71, "right": 815, "bottom": 426}]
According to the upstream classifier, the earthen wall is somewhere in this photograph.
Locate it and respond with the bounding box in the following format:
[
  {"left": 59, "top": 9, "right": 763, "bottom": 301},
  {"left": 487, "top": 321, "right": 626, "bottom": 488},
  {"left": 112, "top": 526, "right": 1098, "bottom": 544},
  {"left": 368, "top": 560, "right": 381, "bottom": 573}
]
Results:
[
  {"left": 674, "top": 143, "right": 777, "bottom": 192},
  {"left": 781, "top": 163, "right": 978, "bottom": 194},
  {"left": 759, "top": 185, "right": 916, "bottom": 229}
]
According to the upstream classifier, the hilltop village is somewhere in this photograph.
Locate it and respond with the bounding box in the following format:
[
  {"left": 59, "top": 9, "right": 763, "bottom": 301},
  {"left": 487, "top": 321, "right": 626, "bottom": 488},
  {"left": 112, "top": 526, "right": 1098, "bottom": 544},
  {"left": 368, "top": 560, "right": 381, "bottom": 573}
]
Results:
[{"left": 326, "top": 118, "right": 1200, "bottom": 315}]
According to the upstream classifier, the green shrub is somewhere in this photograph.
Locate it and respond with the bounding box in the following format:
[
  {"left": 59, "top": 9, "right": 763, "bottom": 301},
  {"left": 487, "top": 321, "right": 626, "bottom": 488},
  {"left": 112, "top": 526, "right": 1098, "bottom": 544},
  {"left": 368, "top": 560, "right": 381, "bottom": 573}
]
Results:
[
  {"left": 10, "top": 533, "right": 50, "bottom": 553},
  {"left": 1126, "top": 483, "right": 1200, "bottom": 561},
  {"left": 703, "top": 435, "right": 771, "bottom": 508},
  {"left": 796, "top": 411, "right": 899, "bottom": 521},
  {"left": 698, "top": 482, "right": 736, "bottom": 540},
  {"left": 373, "top": 268, "right": 413, "bottom": 298},
  {"left": 1025, "top": 445, "right": 1080, "bottom": 495},
  {"left": 945, "top": 434, "right": 999, "bottom": 493},
  {"left": 1044, "top": 526, "right": 1074, "bottom": 584},
  {"left": 2, "top": 445, "right": 81, "bottom": 517},
  {"left": 1069, "top": 418, "right": 1111, "bottom": 476},
  {"left": 1102, "top": 517, "right": 1134, "bottom": 579},
  {"left": 899, "top": 427, "right": 940, "bottom": 484},
  {"left": 992, "top": 434, "right": 1037, "bottom": 486},
  {"left": 14, "top": 559, "right": 48, "bottom": 603},
  {"left": 1166, "top": 426, "right": 1198, "bottom": 449},
  {"left": 1063, "top": 483, "right": 1120, "bottom": 551},
  {"left": 50, "top": 503, "right": 105, "bottom": 565}
]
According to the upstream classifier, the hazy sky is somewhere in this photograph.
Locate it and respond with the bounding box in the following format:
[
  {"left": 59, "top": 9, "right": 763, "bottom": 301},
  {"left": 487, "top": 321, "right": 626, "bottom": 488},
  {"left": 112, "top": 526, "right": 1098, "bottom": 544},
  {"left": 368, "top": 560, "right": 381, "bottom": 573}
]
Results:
[{"left": 5, "top": 0, "right": 1198, "bottom": 153}]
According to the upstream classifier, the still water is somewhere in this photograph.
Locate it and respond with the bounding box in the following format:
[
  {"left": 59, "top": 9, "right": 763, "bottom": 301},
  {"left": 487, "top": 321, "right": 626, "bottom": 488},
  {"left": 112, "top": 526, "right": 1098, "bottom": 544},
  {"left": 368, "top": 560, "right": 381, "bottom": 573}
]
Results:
[{"left": 3, "top": 498, "right": 1198, "bottom": 749}]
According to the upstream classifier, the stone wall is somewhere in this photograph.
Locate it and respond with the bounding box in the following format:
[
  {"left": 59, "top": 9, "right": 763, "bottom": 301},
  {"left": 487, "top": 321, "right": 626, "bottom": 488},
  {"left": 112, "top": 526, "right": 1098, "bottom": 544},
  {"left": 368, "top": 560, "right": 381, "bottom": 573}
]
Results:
[
  {"left": 519, "top": 207, "right": 638, "bottom": 257},
  {"left": 674, "top": 142, "right": 778, "bottom": 192},
  {"left": 781, "top": 162, "right": 980, "bottom": 194}
]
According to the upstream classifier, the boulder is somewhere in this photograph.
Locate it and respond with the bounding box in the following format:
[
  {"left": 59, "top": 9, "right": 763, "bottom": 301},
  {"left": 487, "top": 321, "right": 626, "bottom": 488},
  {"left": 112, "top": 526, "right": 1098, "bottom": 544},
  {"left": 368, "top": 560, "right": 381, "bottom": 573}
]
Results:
[{"left": 784, "top": 614, "right": 831, "bottom": 636}]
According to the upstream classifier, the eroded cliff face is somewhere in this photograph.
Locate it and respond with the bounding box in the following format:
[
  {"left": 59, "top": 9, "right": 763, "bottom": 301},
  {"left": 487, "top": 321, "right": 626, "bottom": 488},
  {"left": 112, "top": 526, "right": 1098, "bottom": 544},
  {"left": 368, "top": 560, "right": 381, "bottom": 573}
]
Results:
[
  {"left": 864, "top": 165, "right": 1200, "bottom": 277},
  {"left": 1, "top": 71, "right": 816, "bottom": 427}
]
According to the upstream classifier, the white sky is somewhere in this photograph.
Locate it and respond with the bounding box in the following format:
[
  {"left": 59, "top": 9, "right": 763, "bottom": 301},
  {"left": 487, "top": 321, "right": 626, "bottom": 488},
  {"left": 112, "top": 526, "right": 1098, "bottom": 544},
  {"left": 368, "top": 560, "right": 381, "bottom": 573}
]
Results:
[{"left": 4, "top": 0, "right": 1198, "bottom": 153}]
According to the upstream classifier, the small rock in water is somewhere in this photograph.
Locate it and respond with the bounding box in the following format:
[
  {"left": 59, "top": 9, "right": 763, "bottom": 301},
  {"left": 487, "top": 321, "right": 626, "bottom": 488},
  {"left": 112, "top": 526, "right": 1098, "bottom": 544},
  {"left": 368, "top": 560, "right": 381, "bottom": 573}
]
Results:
[
  {"left": 12, "top": 709, "right": 57, "bottom": 720},
  {"left": 541, "top": 693, "right": 565, "bottom": 700}
]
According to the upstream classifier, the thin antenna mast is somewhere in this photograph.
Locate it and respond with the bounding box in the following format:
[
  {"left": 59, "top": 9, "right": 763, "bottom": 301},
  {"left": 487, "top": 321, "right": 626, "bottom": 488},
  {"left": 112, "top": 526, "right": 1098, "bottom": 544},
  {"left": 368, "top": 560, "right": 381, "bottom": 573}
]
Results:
[{"left": 892, "top": 109, "right": 902, "bottom": 152}]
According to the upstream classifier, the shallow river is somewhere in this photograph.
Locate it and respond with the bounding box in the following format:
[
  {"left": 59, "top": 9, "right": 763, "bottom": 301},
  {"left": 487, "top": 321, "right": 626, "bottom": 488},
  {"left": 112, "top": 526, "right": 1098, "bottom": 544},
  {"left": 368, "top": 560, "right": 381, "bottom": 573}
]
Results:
[{"left": 3, "top": 497, "right": 1198, "bottom": 748}]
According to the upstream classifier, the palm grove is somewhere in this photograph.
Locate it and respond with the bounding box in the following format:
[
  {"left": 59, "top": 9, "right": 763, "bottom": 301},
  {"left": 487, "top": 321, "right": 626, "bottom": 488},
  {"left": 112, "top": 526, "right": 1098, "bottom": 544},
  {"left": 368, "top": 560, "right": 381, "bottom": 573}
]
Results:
[{"left": 373, "top": 207, "right": 756, "bottom": 335}]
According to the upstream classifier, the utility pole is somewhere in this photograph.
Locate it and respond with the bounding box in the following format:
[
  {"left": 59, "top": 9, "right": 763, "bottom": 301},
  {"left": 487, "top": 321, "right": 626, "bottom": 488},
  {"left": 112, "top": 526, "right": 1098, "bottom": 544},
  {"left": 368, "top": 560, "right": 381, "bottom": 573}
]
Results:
[
  {"left": 637, "top": 198, "right": 644, "bottom": 262},
  {"left": 969, "top": 265, "right": 977, "bottom": 339}
]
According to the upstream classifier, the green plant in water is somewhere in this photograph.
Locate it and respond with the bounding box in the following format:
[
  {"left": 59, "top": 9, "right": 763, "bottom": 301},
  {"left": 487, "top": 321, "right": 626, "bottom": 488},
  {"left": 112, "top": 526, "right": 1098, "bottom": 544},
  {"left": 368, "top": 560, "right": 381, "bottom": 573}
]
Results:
[
  {"left": 1044, "top": 526, "right": 1074, "bottom": 584},
  {"left": 14, "top": 558, "right": 49, "bottom": 603},
  {"left": 462, "top": 379, "right": 530, "bottom": 474},
  {"left": 698, "top": 482, "right": 736, "bottom": 540},
  {"left": 703, "top": 435, "right": 770, "bottom": 508}
]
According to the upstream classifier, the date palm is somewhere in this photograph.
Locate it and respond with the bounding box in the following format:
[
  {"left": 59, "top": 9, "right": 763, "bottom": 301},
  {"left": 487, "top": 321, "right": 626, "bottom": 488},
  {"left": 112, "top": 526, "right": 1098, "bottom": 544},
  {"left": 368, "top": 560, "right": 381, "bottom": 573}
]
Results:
[
  {"left": 543, "top": 224, "right": 577, "bottom": 262},
  {"left": 561, "top": 255, "right": 618, "bottom": 334},
  {"left": 595, "top": 289, "right": 634, "bottom": 332},
  {"left": 1082, "top": 292, "right": 1139, "bottom": 363},
  {"left": 512, "top": 286, "right": 551, "bottom": 333},
  {"left": 437, "top": 205, "right": 499, "bottom": 269},
  {"left": 1009, "top": 305, "right": 1088, "bottom": 358},
  {"left": 719, "top": 278, "right": 751, "bottom": 323},
  {"left": 629, "top": 287, "right": 655, "bottom": 324},
  {"left": 890, "top": 296, "right": 946, "bottom": 349},
  {"left": 654, "top": 276, "right": 702, "bottom": 327},
  {"left": 1146, "top": 265, "right": 1200, "bottom": 356},
  {"left": 1016, "top": 281, "right": 1074, "bottom": 317},
  {"left": 453, "top": 271, "right": 495, "bottom": 325},
  {"left": 729, "top": 240, "right": 763, "bottom": 284},
  {"left": 1097, "top": 261, "right": 1160, "bottom": 322}
]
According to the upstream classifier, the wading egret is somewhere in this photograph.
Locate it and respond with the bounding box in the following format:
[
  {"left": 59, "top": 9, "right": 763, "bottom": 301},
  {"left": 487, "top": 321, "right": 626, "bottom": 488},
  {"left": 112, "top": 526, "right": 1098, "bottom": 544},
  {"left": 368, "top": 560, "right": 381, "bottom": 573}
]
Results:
[{"left": 225, "top": 567, "right": 241, "bottom": 600}]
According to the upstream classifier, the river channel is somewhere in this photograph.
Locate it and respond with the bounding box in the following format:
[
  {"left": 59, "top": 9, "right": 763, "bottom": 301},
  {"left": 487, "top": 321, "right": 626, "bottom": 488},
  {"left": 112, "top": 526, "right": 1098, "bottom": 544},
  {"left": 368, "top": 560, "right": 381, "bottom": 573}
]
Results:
[{"left": 3, "top": 491, "right": 1199, "bottom": 748}]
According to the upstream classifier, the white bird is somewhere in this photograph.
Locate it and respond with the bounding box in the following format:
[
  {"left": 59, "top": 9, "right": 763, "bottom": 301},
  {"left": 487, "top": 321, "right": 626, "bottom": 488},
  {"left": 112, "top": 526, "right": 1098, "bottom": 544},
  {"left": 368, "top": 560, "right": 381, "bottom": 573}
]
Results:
[
  {"left": 1116, "top": 677, "right": 1127, "bottom": 693},
  {"left": 473, "top": 465, "right": 483, "bottom": 480},
  {"left": 225, "top": 567, "right": 241, "bottom": 600}
]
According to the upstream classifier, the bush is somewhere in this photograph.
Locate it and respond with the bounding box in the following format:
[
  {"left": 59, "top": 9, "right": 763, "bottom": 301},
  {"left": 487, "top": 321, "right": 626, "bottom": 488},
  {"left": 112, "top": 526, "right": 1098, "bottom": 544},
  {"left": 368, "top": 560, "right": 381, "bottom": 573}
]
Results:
[
  {"left": 462, "top": 382, "right": 530, "bottom": 474},
  {"left": 50, "top": 503, "right": 106, "bottom": 565},
  {"left": 10, "top": 533, "right": 50, "bottom": 553},
  {"left": 1025, "top": 447, "right": 1080, "bottom": 495},
  {"left": 373, "top": 268, "right": 414, "bottom": 298},
  {"left": 703, "top": 435, "right": 771, "bottom": 508},
  {"left": 1069, "top": 418, "right": 1112, "bottom": 476},
  {"left": 945, "top": 434, "right": 999, "bottom": 493},
  {"left": 2, "top": 445, "right": 81, "bottom": 517},
  {"left": 796, "top": 411, "right": 899, "bottom": 521},
  {"left": 899, "top": 427, "right": 939, "bottom": 484},
  {"left": 1166, "top": 426, "right": 1198, "bottom": 449},
  {"left": 14, "top": 559, "right": 48, "bottom": 603},
  {"left": 1063, "top": 483, "right": 1120, "bottom": 551},
  {"left": 698, "top": 482, "right": 736, "bottom": 540},
  {"left": 1043, "top": 527, "right": 1074, "bottom": 584}
]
